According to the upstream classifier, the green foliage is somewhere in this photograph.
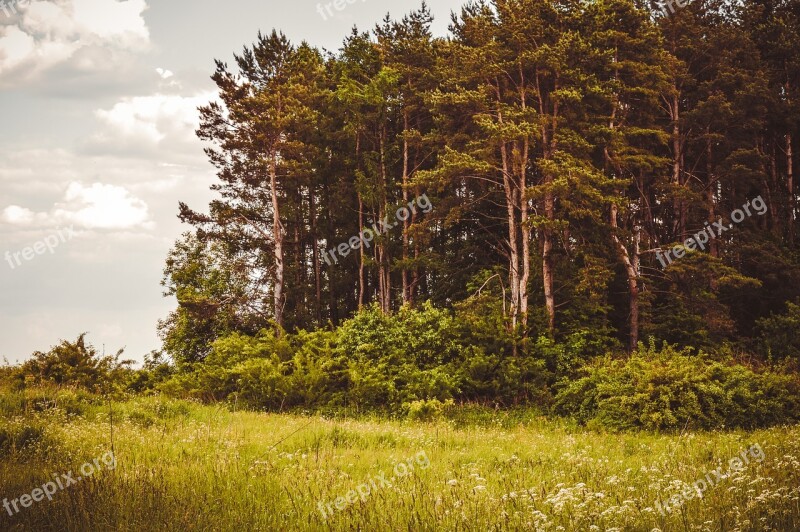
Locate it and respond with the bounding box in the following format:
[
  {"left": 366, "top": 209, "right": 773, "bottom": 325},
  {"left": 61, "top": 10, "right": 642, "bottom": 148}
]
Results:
[
  {"left": 156, "top": 0, "right": 800, "bottom": 377},
  {"left": 13, "top": 334, "right": 132, "bottom": 394},
  {"left": 555, "top": 340, "right": 800, "bottom": 431},
  {"left": 0, "top": 422, "right": 48, "bottom": 455},
  {"left": 756, "top": 299, "right": 800, "bottom": 360},
  {"left": 402, "top": 398, "right": 454, "bottom": 421},
  {"left": 159, "top": 302, "right": 550, "bottom": 413},
  {"left": 643, "top": 253, "right": 763, "bottom": 349},
  {"left": 158, "top": 234, "right": 270, "bottom": 365},
  {"left": 0, "top": 387, "right": 95, "bottom": 419},
  {"left": 125, "top": 351, "right": 175, "bottom": 394}
]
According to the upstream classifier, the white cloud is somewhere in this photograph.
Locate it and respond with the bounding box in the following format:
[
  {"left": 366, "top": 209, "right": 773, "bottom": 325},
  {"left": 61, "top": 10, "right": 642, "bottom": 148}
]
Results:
[
  {"left": 93, "top": 91, "right": 216, "bottom": 146},
  {"left": 55, "top": 182, "right": 151, "bottom": 229},
  {"left": 0, "top": 0, "right": 150, "bottom": 84},
  {"left": 70, "top": 0, "right": 148, "bottom": 42},
  {"left": 1, "top": 205, "right": 35, "bottom": 224},
  {"left": 3, "top": 181, "right": 152, "bottom": 230}
]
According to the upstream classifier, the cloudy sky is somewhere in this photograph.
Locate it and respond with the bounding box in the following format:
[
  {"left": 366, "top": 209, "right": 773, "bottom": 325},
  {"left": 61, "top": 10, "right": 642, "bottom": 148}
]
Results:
[{"left": 0, "top": 0, "right": 462, "bottom": 364}]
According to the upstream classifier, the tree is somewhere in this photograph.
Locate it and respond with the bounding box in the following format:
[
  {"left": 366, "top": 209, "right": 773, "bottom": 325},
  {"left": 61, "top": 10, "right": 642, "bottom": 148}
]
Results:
[
  {"left": 158, "top": 233, "right": 268, "bottom": 365},
  {"left": 186, "top": 31, "right": 325, "bottom": 329}
]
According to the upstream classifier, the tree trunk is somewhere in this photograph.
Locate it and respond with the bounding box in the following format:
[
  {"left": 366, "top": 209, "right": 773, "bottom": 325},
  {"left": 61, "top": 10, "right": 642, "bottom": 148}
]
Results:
[
  {"left": 671, "top": 90, "right": 685, "bottom": 241},
  {"left": 270, "top": 158, "right": 284, "bottom": 329},
  {"left": 611, "top": 203, "right": 639, "bottom": 352},
  {"left": 379, "top": 126, "right": 391, "bottom": 313},
  {"left": 358, "top": 197, "right": 365, "bottom": 310},
  {"left": 294, "top": 201, "right": 302, "bottom": 288},
  {"left": 542, "top": 194, "right": 555, "bottom": 333},
  {"left": 310, "top": 185, "right": 322, "bottom": 324},
  {"left": 497, "top": 98, "right": 519, "bottom": 334},
  {"left": 323, "top": 173, "right": 339, "bottom": 323},
  {"left": 356, "top": 134, "right": 365, "bottom": 309},
  {"left": 540, "top": 73, "right": 559, "bottom": 334},
  {"left": 605, "top": 53, "right": 637, "bottom": 351},
  {"left": 631, "top": 228, "right": 640, "bottom": 351},
  {"left": 518, "top": 65, "right": 530, "bottom": 332},
  {"left": 767, "top": 140, "right": 781, "bottom": 234},
  {"left": 401, "top": 109, "right": 410, "bottom": 305},
  {"left": 707, "top": 136, "right": 719, "bottom": 257},
  {"left": 788, "top": 131, "right": 795, "bottom": 246}
]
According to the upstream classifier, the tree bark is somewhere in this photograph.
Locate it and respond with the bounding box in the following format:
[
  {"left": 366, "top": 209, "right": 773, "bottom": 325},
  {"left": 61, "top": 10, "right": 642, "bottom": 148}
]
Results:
[
  {"left": 379, "top": 125, "right": 391, "bottom": 313},
  {"left": 323, "top": 172, "right": 339, "bottom": 323},
  {"left": 518, "top": 64, "right": 531, "bottom": 330},
  {"left": 788, "top": 131, "right": 795, "bottom": 246},
  {"left": 356, "top": 134, "right": 365, "bottom": 309},
  {"left": 611, "top": 203, "right": 639, "bottom": 352},
  {"left": 401, "top": 109, "right": 410, "bottom": 305},
  {"left": 270, "top": 157, "right": 284, "bottom": 329},
  {"left": 671, "top": 89, "right": 686, "bottom": 241},
  {"left": 496, "top": 80, "right": 520, "bottom": 334},
  {"left": 358, "top": 197, "right": 366, "bottom": 310},
  {"left": 310, "top": 185, "right": 322, "bottom": 324},
  {"left": 766, "top": 140, "right": 781, "bottom": 234},
  {"left": 606, "top": 51, "right": 638, "bottom": 352},
  {"left": 534, "top": 68, "right": 556, "bottom": 334},
  {"left": 707, "top": 136, "right": 719, "bottom": 257}
]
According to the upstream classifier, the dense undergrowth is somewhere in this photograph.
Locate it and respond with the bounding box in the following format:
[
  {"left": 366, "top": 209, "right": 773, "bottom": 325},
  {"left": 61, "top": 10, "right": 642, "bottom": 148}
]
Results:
[{"left": 3, "top": 302, "right": 800, "bottom": 432}]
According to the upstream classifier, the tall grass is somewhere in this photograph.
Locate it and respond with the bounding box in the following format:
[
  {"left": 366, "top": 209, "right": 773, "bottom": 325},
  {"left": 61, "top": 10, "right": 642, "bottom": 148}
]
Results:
[{"left": 1, "top": 388, "right": 799, "bottom": 531}]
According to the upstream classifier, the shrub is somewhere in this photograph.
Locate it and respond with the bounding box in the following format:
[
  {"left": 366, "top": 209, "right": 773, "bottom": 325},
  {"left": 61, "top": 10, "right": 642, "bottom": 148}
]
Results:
[
  {"left": 127, "top": 409, "right": 157, "bottom": 428},
  {"left": 126, "top": 351, "right": 175, "bottom": 394},
  {"left": 14, "top": 334, "right": 133, "bottom": 393},
  {"left": 3, "top": 303, "right": 550, "bottom": 416},
  {"left": 403, "top": 398, "right": 454, "bottom": 421},
  {"left": 554, "top": 340, "right": 800, "bottom": 431},
  {"left": 158, "top": 303, "right": 552, "bottom": 413},
  {"left": 0, "top": 420, "right": 53, "bottom": 456},
  {"left": 756, "top": 299, "right": 800, "bottom": 360}
]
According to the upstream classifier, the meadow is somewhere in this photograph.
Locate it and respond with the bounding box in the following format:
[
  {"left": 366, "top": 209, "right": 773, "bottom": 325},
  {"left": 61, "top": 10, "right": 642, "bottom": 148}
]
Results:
[{"left": 1, "top": 389, "right": 799, "bottom": 531}]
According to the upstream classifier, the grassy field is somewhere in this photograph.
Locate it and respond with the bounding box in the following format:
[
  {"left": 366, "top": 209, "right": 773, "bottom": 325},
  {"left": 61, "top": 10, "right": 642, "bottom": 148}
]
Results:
[{"left": 1, "top": 390, "right": 800, "bottom": 531}]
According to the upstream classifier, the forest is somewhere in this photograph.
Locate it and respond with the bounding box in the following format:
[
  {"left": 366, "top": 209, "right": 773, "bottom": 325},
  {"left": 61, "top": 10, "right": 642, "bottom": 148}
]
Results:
[
  {"left": 4, "top": 1, "right": 800, "bottom": 530},
  {"left": 0, "top": 0, "right": 798, "bottom": 429},
  {"left": 166, "top": 0, "right": 800, "bottom": 344},
  {"left": 127, "top": 0, "right": 800, "bottom": 427}
]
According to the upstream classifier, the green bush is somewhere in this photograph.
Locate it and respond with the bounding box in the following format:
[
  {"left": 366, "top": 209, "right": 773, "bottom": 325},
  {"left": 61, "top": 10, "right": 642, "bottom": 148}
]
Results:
[
  {"left": 554, "top": 340, "right": 800, "bottom": 431},
  {"left": 13, "top": 334, "right": 133, "bottom": 393},
  {"left": 158, "top": 302, "right": 552, "bottom": 413},
  {"left": 127, "top": 408, "right": 157, "bottom": 428},
  {"left": 403, "top": 398, "right": 454, "bottom": 421},
  {"left": 0, "top": 387, "right": 95, "bottom": 419},
  {"left": 125, "top": 351, "right": 175, "bottom": 394},
  {"left": 0, "top": 420, "right": 53, "bottom": 456},
  {"left": 756, "top": 299, "right": 800, "bottom": 359}
]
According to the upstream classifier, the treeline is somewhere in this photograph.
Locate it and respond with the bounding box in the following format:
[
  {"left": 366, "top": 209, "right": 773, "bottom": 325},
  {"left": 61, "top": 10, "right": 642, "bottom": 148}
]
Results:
[
  {"left": 5, "top": 326, "right": 800, "bottom": 431},
  {"left": 162, "top": 0, "right": 800, "bottom": 364}
]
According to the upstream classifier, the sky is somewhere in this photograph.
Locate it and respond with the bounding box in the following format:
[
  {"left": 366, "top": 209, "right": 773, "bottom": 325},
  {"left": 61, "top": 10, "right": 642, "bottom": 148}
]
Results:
[{"left": 0, "top": 0, "right": 463, "bottom": 365}]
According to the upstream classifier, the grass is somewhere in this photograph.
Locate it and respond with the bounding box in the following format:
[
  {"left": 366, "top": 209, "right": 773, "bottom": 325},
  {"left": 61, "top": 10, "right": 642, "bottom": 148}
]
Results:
[{"left": 1, "top": 388, "right": 799, "bottom": 531}]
